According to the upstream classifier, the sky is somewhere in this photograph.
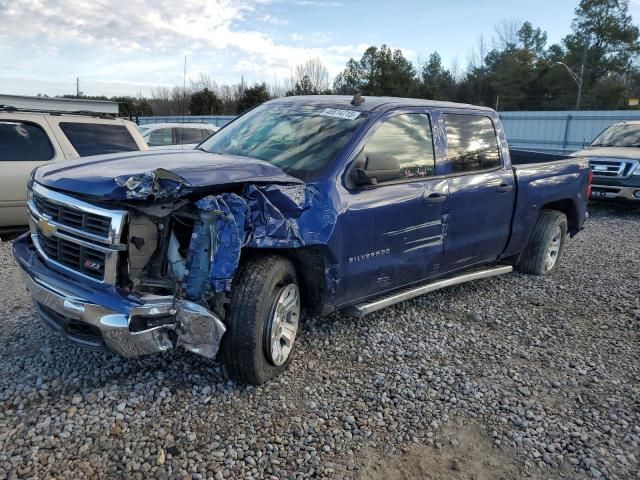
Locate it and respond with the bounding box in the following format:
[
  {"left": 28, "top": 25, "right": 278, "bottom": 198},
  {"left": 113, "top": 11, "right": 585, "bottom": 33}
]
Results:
[{"left": 1, "top": 0, "right": 640, "bottom": 98}]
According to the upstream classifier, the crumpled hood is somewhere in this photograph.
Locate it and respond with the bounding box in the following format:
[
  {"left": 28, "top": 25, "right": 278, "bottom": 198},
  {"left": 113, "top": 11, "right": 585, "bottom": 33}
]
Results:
[
  {"left": 34, "top": 150, "right": 302, "bottom": 201},
  {"left": 571, "top": 146, "right": 640, "bottom": 160}
]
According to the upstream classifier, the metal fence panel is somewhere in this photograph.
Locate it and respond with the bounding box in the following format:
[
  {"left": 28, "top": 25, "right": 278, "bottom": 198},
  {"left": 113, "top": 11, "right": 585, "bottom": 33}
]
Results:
[
  {"left": 499, "top": 110, "right": 640, "bottom": 153},
  {"left": 138, "top": 115, "right": 236, "bottom": 127}
]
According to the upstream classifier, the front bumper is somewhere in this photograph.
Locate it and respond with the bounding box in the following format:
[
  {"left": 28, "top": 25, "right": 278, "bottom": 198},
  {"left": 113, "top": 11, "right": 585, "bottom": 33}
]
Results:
[
  {"left": 13, "top": 234, "right": 226, "bottom": 358},
  {"left": 591, "top": 184, "right": 640, "bottom": 202}
]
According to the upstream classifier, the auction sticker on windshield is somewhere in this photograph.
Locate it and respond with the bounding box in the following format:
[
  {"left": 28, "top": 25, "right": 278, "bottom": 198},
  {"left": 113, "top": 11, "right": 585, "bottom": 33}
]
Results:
[{"left": 319, "top": 108, "right": 361, "bottom": 120}]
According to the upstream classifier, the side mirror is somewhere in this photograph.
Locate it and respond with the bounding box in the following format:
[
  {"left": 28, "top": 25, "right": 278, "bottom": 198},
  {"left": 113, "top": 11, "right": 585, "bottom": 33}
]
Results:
[{"left": 351, "top": 154, "right": 401, "bottom": 186}]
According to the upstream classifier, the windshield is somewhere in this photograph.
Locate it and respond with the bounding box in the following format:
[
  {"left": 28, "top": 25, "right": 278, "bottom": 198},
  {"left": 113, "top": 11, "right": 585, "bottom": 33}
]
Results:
[
  {"left": 199, "top": 103, "right": 368, "bottom": 180},
  {"left": 590, "top": 124, "right": 640, "bottom": 147}
]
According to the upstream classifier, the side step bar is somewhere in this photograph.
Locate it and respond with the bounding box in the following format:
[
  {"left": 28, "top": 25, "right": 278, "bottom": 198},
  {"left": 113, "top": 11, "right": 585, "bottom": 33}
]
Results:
[{"left": 344, "top": 265, "right": 513, "bottom": 318}]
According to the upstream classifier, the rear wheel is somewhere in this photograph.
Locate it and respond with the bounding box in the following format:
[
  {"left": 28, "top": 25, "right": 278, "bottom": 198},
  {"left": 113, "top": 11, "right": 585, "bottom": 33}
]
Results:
[
  {"left": 220, "top": 255, "right": 301, "bottom": 385},
  {"left": 517, "top": 210, "right": 567, "bottom": 275}
]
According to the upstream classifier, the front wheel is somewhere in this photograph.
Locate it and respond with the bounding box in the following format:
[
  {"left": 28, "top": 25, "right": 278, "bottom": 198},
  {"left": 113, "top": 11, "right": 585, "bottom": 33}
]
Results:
[
  {"left": 220, "top": 255, "right": 301, "bottom": 385},
  {"left": 517, "top": 210, "right": 567, "bottom": 275}
]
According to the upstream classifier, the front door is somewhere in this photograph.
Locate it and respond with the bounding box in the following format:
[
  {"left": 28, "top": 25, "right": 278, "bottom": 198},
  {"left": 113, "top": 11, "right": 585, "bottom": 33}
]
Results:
[{"left": 338, "top": 111, "right": 448, "bottom": 304}]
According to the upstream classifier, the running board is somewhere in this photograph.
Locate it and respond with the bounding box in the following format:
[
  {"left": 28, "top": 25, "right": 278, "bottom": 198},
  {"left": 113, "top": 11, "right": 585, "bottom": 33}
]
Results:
[{"left": 343, "top": 265, "right": 513, "bottom": 318}]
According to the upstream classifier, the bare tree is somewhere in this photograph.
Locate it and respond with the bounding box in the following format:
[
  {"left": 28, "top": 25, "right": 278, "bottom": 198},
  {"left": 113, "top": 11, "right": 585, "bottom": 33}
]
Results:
[
  {"left": 493, "top": 19, "right": 522, "bottom": 50},
  {"left": 293, "top": 58, "right": 330, "bottom": 93},
  {"left": 267, "top": 76, "right": 291, "bottom": 99},
  {"left": 467, "top": 34, "right": 489, "bottom": 70},
  {"left": 190, "top": 73, "right": 221, "bottom": 97},
  {"left": 449, "top": 57, "right": 462, "bottom": 82},
  {"left": 148, "top": 86, "right": 173, "bottom": 115}
]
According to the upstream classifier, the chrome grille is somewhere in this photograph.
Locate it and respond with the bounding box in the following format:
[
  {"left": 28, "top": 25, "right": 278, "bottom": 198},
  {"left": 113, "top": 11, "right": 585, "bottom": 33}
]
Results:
[
  {"left": 27, "top": 183, "right": 127, "bottom": 284},
  {"left": 33, "top": 192, "right": 112, "bottom": 238},
  {"left": 590, "top": 159, "right": 639, "bottom": 179},
  {"left": 39, "top": 234, "right": 107, "bottom": 279}
]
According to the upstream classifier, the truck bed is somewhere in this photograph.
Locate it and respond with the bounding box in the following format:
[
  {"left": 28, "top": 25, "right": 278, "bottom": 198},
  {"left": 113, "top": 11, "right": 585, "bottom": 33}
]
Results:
[
  {"left": 501, "top": 149, "right": 591, "bottom": 260},
  {"left": 509, "top": 148, "right": 574, "bottom": 165}
]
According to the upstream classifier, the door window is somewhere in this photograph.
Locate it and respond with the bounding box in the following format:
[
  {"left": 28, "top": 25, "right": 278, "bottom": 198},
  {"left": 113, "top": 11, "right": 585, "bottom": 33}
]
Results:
[
  {"left": 363, "top": 114, "right": 436, "bottom": 181},
  {"left": 200, "top": 129, "right": 214, "bottom": 140},
  {"left": 59, "top": 122, "right": 139, "bottom": 156},
  {"left": 147, "top": 128, "right": 174, "bottom": 147},
  {"left": 443, "top": 114, "right": 501, "bottom": 173},
  {"left": 175, "top": 127, "right": 205, "bottom": 144},
  {"left": 0, "top": 121, "right": 54, "bottom": 161}
]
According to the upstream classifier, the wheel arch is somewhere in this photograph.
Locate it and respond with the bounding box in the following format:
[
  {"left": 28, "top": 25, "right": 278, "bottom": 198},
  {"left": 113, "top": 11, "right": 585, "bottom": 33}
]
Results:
[
  {"left": 238, "top": 246, "right": 331, "bottom": 316},
  {"left": 540, "top": 199, "right": 578, "bottom": 236}
]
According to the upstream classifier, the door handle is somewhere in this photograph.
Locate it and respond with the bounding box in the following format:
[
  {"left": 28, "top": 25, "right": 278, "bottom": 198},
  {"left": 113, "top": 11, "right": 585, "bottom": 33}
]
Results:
[
  {"left": 497, "top": 183, "right": 513, "bottom": 193},
  {"left": 424, "top": 192, "right": 447, "bottom": 203}
]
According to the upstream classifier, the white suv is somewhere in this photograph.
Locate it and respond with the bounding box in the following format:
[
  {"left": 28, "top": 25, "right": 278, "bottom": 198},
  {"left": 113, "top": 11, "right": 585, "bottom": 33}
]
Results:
[
  {"left": 138, "top": 123, "right": 219, "bottom": 150},
  {"left": 0, "top": 108, "right": 148, "bottom": 227}
]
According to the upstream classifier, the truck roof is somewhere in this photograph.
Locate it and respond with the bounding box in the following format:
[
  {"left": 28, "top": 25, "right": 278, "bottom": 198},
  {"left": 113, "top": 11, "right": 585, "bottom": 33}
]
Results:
[{"left": 267, "top": 95, "right": 494, "bottom": 114}]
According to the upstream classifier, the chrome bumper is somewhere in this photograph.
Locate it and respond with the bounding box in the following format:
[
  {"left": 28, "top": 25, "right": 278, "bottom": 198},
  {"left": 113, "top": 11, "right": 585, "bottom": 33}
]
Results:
[
  {"left": 22, "top": 271, "right": 226, "bottom": 358},
  {"left": 591, "top": 184, "right": 640, "bottom": 202}
]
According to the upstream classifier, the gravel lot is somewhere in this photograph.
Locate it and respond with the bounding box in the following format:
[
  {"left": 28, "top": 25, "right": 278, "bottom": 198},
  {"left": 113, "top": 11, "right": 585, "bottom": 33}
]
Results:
[{"left": 0, "top": 203, "right": 638, "bottom": 480}]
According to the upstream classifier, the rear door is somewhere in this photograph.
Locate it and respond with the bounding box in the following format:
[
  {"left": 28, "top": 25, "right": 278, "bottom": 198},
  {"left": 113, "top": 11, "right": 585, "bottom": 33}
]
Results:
[
  {"left": 440, "top": 112, "right": 515, "bottom": 273},
  {"left": 338, "top": 110, "right": 448, "bottom": 303},
  {"left": 0, "top": 118, "right": 62, "bottom": 226}
]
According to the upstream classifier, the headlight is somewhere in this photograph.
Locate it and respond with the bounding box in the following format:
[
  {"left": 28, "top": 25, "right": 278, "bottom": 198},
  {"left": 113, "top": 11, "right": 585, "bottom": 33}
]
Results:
[{"left": 26, "top": 168, "right": 39, "bottom": 200}]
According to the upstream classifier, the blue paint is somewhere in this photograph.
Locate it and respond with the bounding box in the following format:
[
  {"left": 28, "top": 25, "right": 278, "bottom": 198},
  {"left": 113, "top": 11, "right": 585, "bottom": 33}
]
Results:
[
  {"left": 34, "top": 150, "right": 302, "bottom": 201},
  {"left": 20, "top": 96, "right": 590, "bottom": 315},
  {"left": 184, "top": 209, "right": 216, "bottom": 300},
  {"left": 195, "top": 193, "right": 249, "bottom": 293}
]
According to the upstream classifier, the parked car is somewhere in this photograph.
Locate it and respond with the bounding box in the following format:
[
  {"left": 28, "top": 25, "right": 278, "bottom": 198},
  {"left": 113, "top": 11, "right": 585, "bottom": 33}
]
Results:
[
  {"left": 14, "top": 96, "right": 591, "bottom": 384},
  {"left": 0, "top": 107, "right": 148, "bottom": 227},
  {"left": 570, "top": 121, "right": 640, "bottom": 202},
  {"left": 138, "top": 122, "right": 218, "bottom": 149}
]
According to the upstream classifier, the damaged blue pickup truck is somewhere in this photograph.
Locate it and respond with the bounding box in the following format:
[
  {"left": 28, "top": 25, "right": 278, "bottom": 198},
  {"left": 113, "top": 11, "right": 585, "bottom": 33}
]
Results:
[{"left": 14, "top": 96, "right": 591, "bottom": 384}]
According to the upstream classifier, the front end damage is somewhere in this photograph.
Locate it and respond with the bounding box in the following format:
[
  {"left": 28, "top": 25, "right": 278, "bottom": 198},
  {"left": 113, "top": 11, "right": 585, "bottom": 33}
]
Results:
[{"left": 16, "top": 168, "right": 318, "bottom": 359}]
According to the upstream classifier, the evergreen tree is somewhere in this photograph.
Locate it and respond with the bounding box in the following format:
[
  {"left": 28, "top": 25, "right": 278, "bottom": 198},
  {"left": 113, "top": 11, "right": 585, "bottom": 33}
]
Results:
[
  {"left": 238, "top": 84, "right": 270, "bottom": 113},
  {"left": 189, "top": 88, "right": 223, "bottom": 115}
]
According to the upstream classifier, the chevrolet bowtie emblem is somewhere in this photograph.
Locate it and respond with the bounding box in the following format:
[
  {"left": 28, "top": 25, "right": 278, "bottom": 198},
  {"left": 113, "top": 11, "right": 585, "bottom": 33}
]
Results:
[{"left": 37, "top": 217, "right": 57, "bottom": 236}]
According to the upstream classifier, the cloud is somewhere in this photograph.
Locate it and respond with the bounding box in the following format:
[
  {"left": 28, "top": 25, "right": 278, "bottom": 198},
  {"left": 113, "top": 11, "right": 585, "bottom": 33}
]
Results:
[
  {"left": 0, "top": 0, "right": 362, "bottom": 95},
  {"left": 292, "top": 1, "right": 343, "bottom": 6}
]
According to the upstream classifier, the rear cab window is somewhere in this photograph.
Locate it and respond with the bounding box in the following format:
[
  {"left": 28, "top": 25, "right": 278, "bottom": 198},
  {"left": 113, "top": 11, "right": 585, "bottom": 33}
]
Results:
[
  {"left": 443, "top": 114, "right": 501, "bottom": 173},
  {"left": 59, "top": 122, "right": 140, "bottom": 157},
  {"left": 0, "top": 121, "right": 55, "bottom": 161}
]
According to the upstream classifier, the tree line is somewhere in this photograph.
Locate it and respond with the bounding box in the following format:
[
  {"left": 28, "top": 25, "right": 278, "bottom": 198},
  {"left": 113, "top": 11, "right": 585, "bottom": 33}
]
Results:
[{"left": 57, "top": 0, "right": 640, "bottom": 116}]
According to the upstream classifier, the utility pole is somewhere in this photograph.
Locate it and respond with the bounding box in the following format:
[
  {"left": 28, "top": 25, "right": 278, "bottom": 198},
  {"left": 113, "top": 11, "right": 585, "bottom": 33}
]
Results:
[
  {"left": 554, "top": 41, "right": 588, "bottom": 110},
  {"left": 76, "top": 77, "right": 80, "bottom": 97},
  {"left": 554, "top": 62, "right": 583, "bottom": 110},
  {"left": 576, "top": 43, "right": 587, "bottom": 110},
  {"left": 182, "top": 56, "right": 187, "bottom": 119}
]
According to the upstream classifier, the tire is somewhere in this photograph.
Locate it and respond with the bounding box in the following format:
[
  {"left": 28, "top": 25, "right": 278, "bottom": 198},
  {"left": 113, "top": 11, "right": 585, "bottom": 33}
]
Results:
[
  {"left": 220, "top": 255, "right": 301, "bottom": 385},
  {"left": 517, "top": 210, "right": 567, "bottom": 275}
]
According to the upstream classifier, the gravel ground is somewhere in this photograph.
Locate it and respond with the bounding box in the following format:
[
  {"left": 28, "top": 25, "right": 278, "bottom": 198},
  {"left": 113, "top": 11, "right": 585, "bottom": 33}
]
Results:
[{"left": 0, "top": 203, "right": 638, "bottom": 480}]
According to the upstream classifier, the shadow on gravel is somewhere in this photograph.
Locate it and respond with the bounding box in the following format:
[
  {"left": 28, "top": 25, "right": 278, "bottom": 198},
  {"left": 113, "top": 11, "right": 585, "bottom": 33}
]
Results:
[
  {"left": 0, "top": 227, "right": 28, "bottom": 242},
  {"left": 588, "top": 200, "right": 640, "bottom": 218}
]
